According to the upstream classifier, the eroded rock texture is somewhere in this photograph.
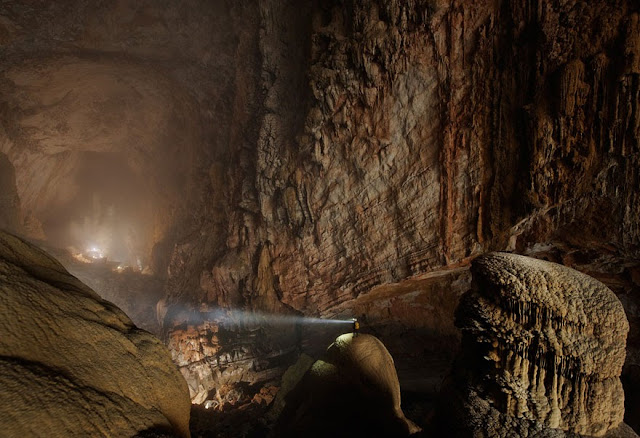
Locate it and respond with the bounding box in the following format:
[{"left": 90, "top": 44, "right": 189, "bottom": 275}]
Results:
[
  {"left": 164, "top": 0, "right": 640, "bottom": 408},
  {"left": 446, "top": 252, "right": 633, "bottom": 437},
  {"left": 0, "top": 0, "right": 638, "bottom": 420},
  {"left": 165, "top": 310, "right": 298, "bottom": 405},
  {"left": 0, "top": 230, "right": 191, "bottom": 437}
]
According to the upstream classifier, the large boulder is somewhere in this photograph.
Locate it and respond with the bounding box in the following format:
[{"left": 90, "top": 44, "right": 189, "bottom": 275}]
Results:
[
  {"left": 0, "top": 230, "right": 191, "bottom": 437},
  {"left": 441, "top": 252, "right": 635, "bottom": 437},
  {"left": 274, "top": 333, "right": 420, "bottom": 437}
]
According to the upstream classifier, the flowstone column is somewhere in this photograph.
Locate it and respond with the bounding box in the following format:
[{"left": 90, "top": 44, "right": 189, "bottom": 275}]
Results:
[{"left": 446, "top": 252, "right": 634, "bottom": 437}]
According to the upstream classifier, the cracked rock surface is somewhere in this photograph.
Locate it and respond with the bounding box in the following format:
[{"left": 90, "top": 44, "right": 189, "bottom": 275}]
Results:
[{"left": 0, "top": 0, "right": 638, "bottom": 423}]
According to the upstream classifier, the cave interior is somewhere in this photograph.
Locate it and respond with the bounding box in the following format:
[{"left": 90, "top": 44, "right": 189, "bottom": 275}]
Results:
[{"left": 0, "top": 1, "right": 639, "bottom": 437}]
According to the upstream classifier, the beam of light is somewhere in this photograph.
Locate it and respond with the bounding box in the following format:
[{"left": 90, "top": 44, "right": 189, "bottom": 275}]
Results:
[{"left": 171, "top": 306, "right": 355, "bottom": 329}]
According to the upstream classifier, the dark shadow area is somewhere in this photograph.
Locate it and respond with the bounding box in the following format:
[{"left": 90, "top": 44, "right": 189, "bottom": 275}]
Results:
[
  {"left": 190, "top": 402, "right": 271, "bottom": 438},
  {"left": 134, "top": 425, "right": 182, "bottom": 438}
]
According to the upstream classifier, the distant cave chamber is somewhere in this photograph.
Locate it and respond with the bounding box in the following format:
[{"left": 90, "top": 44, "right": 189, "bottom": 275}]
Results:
[{"left": 2, "top": 57, "right": 206, "bottom": 271}]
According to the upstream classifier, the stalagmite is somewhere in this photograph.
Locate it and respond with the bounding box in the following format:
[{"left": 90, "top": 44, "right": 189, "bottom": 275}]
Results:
[{"left": 443, "top": 252, "right": 636, "bottom": 437}]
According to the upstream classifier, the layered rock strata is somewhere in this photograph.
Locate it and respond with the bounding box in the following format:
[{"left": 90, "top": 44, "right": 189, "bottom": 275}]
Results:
[
  {"left": 0, "top": 230, "right": 191, "bottom": 437},
  {"left": 164, "top": 309, "right": 298, "bottom": 405},
  {"left": 447, "top": 252, "right": 634, "bottom": 437},
  {"left": 164, "top": 0, "right": 639, "bottom": 408}
]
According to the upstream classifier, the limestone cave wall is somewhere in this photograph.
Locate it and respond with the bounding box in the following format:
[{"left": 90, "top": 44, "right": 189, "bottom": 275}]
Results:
[
  {"left": 160, "top": 0, "right": 639, "bottom": 405},
  {"left": 0, "top": 0, "right": 638, "bottom": 419}
]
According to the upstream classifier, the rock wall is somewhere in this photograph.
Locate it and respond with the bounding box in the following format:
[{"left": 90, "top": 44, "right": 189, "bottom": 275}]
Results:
[
  {"left": 0, "top": 152, "right": 21, "bottom": 233},
  {"left": 164, "top": 0, "right": 639, "bottom": 407},
  {"left": 199, "top": 0, "right": 639, "bottom": 316},
  {"left": 0, "top": 0, "right": 248, "bottom": 269}
]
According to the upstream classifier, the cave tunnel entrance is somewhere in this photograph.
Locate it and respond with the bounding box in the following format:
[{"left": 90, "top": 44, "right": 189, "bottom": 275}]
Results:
[
  {"left": 0, "top": 57, "right": 205, "bottom": 276},
  {"left": 42, "top": 150, "right": 151, "bottom": 269}
]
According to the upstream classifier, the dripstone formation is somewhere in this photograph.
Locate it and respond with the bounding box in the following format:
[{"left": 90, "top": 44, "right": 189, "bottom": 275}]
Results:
[{"left": 445, "top": 252, "right": 635, "bottom": 437}]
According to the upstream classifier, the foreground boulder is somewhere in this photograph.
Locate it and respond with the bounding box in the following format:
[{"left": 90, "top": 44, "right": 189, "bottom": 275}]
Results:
[
  {"left": 274, "top": 333, "right": 420, "bottom": 437},
  {"left": 0, "top": 231, "right": 191, "bottom": 437},
  {"left": 442, "top": 252, "right": 636, "bottom": 437}
]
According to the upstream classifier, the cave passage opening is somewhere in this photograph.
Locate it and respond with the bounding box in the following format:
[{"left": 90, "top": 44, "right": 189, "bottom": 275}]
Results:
[
  {"left": 1, "top": 58, "right": 205, "bottom": 276},
  {"left": 43, "top": 150, "right": 151, "bottom": 269}
]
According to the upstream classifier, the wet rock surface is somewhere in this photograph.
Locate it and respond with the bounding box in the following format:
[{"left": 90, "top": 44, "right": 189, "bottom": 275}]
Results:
[
  {"left": 0, "top": 230, "right": 191, "bottom": 437},
  {"left": 441, "top": 252, "right": 635, "bottom": 437}
]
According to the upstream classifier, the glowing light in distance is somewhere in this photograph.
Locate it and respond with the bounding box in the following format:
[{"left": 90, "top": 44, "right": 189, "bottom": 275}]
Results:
[{"left": 86, "top": 246, "right": 105, "bottom": 259}]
